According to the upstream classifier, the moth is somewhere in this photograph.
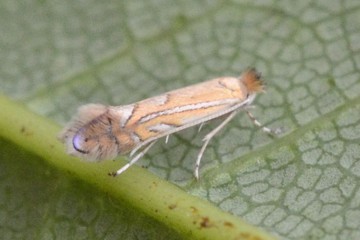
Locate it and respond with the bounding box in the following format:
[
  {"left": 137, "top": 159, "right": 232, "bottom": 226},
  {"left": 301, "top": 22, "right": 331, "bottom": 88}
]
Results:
[{"left": 59, "top": 68, "right": 280, "bottom": 179}]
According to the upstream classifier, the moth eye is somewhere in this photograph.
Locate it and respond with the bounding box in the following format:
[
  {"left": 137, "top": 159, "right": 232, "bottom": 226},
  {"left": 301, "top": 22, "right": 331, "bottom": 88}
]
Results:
[{"left": 73, "top": 133, "right": 89, "bottom": 154}]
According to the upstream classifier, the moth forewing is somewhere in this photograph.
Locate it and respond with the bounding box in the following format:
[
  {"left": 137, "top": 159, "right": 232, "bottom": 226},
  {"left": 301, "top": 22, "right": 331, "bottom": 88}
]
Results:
[{"left": 129, "top": 95, "right": 254, "bottom": 157}]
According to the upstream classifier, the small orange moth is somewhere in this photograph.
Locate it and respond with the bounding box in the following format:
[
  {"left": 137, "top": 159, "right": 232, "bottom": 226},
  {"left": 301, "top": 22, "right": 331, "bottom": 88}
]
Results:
[{"left": 59, "top": 68, "right": 280, "bottom": 179}]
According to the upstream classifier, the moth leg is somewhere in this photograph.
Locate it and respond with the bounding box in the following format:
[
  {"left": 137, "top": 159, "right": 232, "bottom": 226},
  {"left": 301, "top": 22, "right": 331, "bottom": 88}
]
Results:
[
  {"left": 165, "top": 135, "right": 170, "bottom": 144},
  {"left": 245, "top": 110, "right": 282, "bottom": 135},
  {"left": 109, "top": 141, "right": 157, "bottom": 177},
  {"left": 198, "top": 122, "right": 204, "bottom": 132},
  {"left": 194, "top": 111, "right": 238, "bottom": 180}
]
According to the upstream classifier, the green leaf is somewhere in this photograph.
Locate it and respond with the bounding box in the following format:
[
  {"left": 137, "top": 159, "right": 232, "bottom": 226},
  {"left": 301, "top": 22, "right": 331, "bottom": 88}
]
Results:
[{"left": 1, "top": 0, "right": 360, "bottom": 239}]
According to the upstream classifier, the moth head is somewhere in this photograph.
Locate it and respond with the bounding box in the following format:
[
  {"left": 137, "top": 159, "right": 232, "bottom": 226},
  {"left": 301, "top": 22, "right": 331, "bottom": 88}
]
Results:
[{"left": 58, "top": 104, "right": 120, "bottom": 161}]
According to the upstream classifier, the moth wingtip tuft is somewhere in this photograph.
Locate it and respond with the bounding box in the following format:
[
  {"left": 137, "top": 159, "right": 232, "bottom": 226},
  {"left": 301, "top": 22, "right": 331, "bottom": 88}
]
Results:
[{"left": 241, "top": 68, "right": 265, "bottom": 93}]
